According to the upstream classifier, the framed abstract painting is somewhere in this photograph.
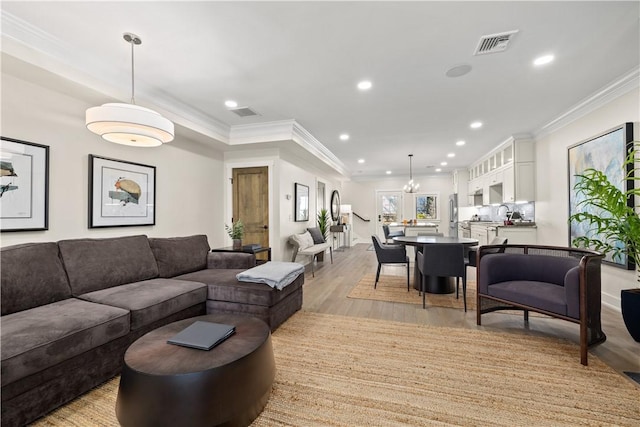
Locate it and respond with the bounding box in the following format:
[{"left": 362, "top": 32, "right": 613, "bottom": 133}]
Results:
[
  {"left": 567, "top": 123, "right": 634, "bottom": 269},
  {"left": 89, "top": 155, "right": 156, "bottom": 228},
  {"left": 0, "top": 137, "right": 49, "bottom": 232}
]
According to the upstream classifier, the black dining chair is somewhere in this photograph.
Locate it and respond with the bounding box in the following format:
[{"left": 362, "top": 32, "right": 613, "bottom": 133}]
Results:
[
  {"left": 417, "top": 243, "right": 467, "bottom": 311},
  {"left": 464, "top": 237, "right": 508, "bottom": 277},
  {"left": 371, "top": 235, "right": 410, "bottom": 291},
  {"left": 382, "top": 225, "right": 404, "bottom": 243}
]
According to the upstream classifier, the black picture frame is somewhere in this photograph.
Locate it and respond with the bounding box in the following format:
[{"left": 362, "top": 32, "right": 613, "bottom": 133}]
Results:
[
  {"left": 89, "top": 154, "right": 156, "bottom": 228},
  {"left": 294, "top": 182, "right": 309, "bottom": 222},
  {"left": 0, "top": 136, "right": 49, "bottom": 232},
  {"left": 567, "top": 122, "right": 634, "bottom": 269}
]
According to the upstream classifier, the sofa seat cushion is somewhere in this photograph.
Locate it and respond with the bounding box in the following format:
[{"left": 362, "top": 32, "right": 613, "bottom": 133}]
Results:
[
  {"left": 59, "top": 235, "right": 159, "bottom": 295},
  {"left": 78, "top": 279, "right": 207, "bottom": 330},
  {"left": 298, "top": 242, "right": 331, "bottom": 256},
  {"left": 176, "top": 269, "right": 303, "bottom": 307},
  {"left": 488, "top": 281, "right": 567, "bottom": 316},
  {"left": 1, "top": 298, "right": 130, "bottom": 386},
  {"left": 1, "top": 242, "right": 72, "bottom": 315},
  {"left": 149, "top": 235, "right": 211, "bottom": 278}
]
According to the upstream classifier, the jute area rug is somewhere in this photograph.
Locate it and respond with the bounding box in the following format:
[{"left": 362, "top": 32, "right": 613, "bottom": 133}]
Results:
[
  {"left": 34, "top": 312, "right": 639, "bottom": 426},
  {"left": 347, "top": 273, "right": 476, "bottom": 310}
]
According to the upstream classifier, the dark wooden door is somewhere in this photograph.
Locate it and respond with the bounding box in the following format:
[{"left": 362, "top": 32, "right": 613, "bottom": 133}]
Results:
[{"left": 232, "top": 167, "right": 269, "bottom": 261}]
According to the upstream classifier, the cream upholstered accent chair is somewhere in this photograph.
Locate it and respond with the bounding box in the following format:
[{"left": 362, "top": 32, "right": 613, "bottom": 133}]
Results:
[{"left": 288, "top": 230, "right": 332, "bottom": 277}]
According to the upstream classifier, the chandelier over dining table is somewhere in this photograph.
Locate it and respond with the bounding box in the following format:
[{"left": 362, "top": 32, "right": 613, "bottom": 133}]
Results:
[{"left": 403, "top": 154, "right": 420, "bottom": 193}]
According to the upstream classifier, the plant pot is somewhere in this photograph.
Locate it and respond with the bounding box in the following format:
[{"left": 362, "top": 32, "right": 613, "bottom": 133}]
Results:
[
  {"left": 621, "top": 288, "right": 640, "bottom": 342},
  {"left": 232, "top": 239, "right": 242, "bottom": 250}
]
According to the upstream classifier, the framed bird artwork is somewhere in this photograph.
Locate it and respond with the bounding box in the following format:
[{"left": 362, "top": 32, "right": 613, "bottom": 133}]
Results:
[
  {"left": 89, "top": 155, "right": 156, "bottom": 228},
  {"left": 0, "top": 137, "right": 49, "bottom": 232}
]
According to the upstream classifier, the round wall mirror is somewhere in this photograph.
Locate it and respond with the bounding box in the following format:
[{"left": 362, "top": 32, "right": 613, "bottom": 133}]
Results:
[{"left": 330, "top": 190, "right": 341, "bottom": 221}]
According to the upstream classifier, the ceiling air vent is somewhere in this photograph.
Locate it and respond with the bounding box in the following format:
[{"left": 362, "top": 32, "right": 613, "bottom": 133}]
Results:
[
  {"left": 474, "top": 30, "right": 519, "bottom": 55},
  {"left": 229, "top": 106, "right": 259, "bottom": 117}
]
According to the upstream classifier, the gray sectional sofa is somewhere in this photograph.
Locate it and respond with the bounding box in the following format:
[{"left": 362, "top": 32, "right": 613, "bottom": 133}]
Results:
[{"left": 1, "top": 234, "right": 304, "bottom": 427}]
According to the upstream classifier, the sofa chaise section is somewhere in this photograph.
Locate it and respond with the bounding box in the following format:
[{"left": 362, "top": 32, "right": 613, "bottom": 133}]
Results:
[{"left": 149, "top": 235, "right": 304, "bottom": 331}]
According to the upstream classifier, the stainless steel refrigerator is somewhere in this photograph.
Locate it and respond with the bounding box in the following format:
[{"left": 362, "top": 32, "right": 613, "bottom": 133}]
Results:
[{"left": 448, "top": 194, "right": 458, "bottom": 237}]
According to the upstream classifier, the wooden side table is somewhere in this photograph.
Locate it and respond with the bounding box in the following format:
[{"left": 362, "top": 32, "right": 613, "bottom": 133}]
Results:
[{"left": 211, "top": 246, "right": 272, "bottom": 264}]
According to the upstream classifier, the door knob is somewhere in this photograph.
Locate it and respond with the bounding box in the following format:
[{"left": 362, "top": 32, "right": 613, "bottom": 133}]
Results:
[{"left": 263, "top": 225, "right": 268, "bottom": 229}]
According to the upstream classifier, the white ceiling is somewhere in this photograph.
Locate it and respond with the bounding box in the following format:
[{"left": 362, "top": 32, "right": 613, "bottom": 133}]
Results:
[{"left": 2, "top": 1, "right": 639, "bottom": 181}]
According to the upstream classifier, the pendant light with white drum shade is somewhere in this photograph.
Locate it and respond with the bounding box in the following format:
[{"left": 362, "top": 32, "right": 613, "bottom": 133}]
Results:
[{"left": 85, "top": 33, "right": 174, "bottom": 147}]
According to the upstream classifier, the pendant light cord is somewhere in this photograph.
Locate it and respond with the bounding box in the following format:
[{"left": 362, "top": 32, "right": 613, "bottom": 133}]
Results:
[
  {"left": 123, "top": 32, "right": 141, "bottom": 105},
  {"left": 130, "top": 39, "right": 135, "bottom": 104}
]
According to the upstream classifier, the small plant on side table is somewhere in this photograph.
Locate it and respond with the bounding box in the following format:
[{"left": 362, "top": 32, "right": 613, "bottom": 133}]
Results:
[{"left": 225, "top": 220, "right": 244, "bottom": 249}]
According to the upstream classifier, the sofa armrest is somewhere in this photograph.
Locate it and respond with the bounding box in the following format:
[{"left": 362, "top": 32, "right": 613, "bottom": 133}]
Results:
[{"left": 207, "top": 252, "right": 256, "bottom": 269}]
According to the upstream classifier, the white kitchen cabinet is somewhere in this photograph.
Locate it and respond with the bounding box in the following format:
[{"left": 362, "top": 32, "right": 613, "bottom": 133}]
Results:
[
  {"left": 453, "top": 169, "right": 469, "bottom": 207},
  {"left": 502, "top": 162, "right": 535, "bottom": 203},
  {"left": 496, "top": 226, "right": 537, "bottom": 244},
  {"left": 470, "top": 224, "right": 489, "bottom": 246},
  {"left": 466, "top": 136, "right": 536, "bottom": 205}
]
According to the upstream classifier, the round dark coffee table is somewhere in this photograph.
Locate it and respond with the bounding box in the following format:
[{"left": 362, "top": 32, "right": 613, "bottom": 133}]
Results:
[{"left": 115, "top": 314, "right": 275, "bottom": 427}]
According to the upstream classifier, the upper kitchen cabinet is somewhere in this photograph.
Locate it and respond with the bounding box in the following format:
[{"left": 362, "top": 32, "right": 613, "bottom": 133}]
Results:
[
  {"left": 452, "top": 168, "right": 470, "bottom": 207},
  {"left": 467, "top": 135, "right": 536, "bottom": 205}
]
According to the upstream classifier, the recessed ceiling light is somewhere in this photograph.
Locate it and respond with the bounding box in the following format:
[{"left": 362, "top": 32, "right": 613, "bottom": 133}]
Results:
[
  {"left": 534, "top": 54, "right": 554, "bottom": 66},
  {"left": 357, "top": 80, "right": 372, "bottom": 90},
  {"left": 440, "top": 161, "right": 447, "bottom": 166},
  {"left": 456, "top": 140, "right": 466, "bottom": 146},
  {"left": 339, "top": 133, "right": 350, "bottom": 141},
  {"left": 435, "top": 168, "right": 442, "bottom": 172},
  {"left": 225, "top": 100, "right": 238, "bottom": 108},
  {"left": 470, "top": 121, "right": 483, "bottom": 129},
  {"left": 447, "top": 153, "right": 455, "bottom": 158},
  {"left": 358, "top": 159, "right": 365, "bottom": 164},
  {"left": 445, "top": 64, "right": 472, "bottom": 78},
  {"left": 386, "top": 170, "right": 392, "bottom": 175}
]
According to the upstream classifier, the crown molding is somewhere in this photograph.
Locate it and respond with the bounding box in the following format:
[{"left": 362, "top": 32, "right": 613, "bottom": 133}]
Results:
[
  {"left": 229, "top": 120, "right": 351, "bottom": 177},
  {"left": 1, "top": 11, "right": 231, "bottom": 145},
  {"left": 535, "top": 67, "right": 640, "bottom": 139}
]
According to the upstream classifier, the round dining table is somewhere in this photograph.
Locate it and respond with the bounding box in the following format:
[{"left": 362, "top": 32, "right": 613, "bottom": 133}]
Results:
[{"left": 392, "top": 235, "right": 479, "bottom": 294}]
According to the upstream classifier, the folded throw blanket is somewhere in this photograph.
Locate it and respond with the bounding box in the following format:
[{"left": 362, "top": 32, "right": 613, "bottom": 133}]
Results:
[{"left": 236, "top": 261, "right": 305, "bottom": 290}]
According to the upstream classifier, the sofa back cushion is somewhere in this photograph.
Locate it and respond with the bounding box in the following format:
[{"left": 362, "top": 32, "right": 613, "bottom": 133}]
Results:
[
  {"left": 479, "top": 253, "right": 579, "bottom": 292},
  {"left": 58, "top": 235, "right": 159, "bottom": 295},
  {"left": 1, "top": 242, "right": 72, "bottom": 315},
  {"left": 148, "top": 235, "right": 210, "bottom": 278}
]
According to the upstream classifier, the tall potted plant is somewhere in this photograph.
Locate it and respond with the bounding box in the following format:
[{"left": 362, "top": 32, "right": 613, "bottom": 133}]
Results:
[
  {"left": 316, "top": 208, "right": 331, "bottom": 261},
  {"left": 569, "top": 144, "right": 640, "bottom": 341},
  {"left": 317, "top": 208, "right": 331, "bottom": 241},
  {"left": 225, "top": 220, "right": 244, "bottom": 250}
]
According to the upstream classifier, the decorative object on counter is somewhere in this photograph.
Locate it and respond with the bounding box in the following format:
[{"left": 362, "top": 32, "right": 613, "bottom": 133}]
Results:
[
  {"left": 403, "top": 154, "right": 420, "bottom": 193},
  {"left": 225, "top": 220, "right": 244, "bottom": 249},
  {"left": 568, "top": 125, "right": 639, "bottom": 342},
  {"left": 0, "top": 137, "right": 49, "bottom": 232},
  {"left": 85, "top": 33, "right": 174, "bottom": 147}
]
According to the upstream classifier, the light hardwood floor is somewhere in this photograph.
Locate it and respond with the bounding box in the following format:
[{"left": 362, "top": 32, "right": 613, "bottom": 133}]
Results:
[{"left": 301, "top": 243, "right": 640, "bottom": 382}]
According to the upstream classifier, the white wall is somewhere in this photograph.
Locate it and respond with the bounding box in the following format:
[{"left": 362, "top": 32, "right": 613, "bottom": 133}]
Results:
[
  {"left": 343, "top": 174, "right": 453, "bottom": 241},
  {"left": 277, "top": 158, "right": 342, "bottom": 263},
  {"left": 535, "top": 88, "right": 640, "bottom": 310},
  {"left": 1, "top": 73, "right": 226, "bottom": 247}
]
